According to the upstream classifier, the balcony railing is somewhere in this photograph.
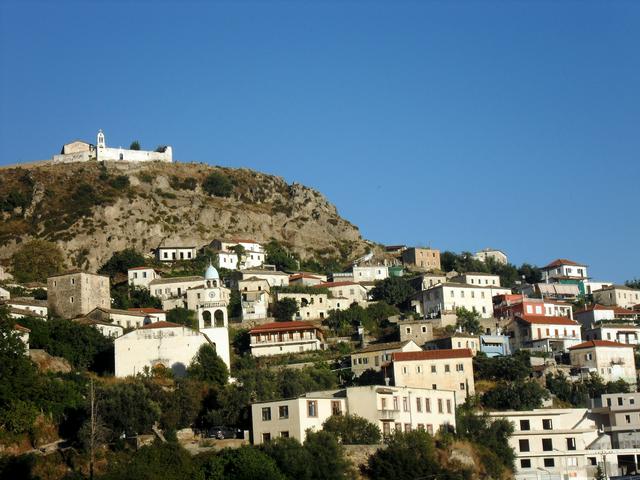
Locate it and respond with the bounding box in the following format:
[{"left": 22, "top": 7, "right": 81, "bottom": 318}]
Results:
[{"left": 377, "top": 409, "right": 400, "bottom": 420}]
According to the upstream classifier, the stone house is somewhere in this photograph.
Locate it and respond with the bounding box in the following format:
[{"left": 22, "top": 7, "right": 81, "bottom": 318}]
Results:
[
  {"left": 593, "top": 286, "right": 640, "bottom": 310},
  {"left": 47, "top": 271, "right": 110, "bottom": 319},
  {"left": 398, "top": 319, "right": 434, "bottom": 346},
  {"left": 401, "top": 247, "right": 441, "bottom": 272}
]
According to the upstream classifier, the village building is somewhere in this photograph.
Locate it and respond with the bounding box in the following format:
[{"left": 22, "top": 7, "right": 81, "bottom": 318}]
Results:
[
  {"left": 241, "top": 290, "right": 270, "bottom": 321},
  {"left": 52, "top": 130, "right": 172, "bottom": 164},
  {"left": 450, "top": 272, "right": 501, "bottom": 287},
  {"left": 155, "top": 246, "right": 198, "bottom": 262},
  {"left": 411, "top": 273, "right": 447, "bottom": 291},
  {"left": 584, "top": 323, "right": 640, "bottom": 346},
  {"left": 249, "top": 321, "right": 324, "bottom": 357},
  {"left": 351, "top": 265, "right": 389, "bottom": 282},
  {"left": 479, "top": 334, "right": 511, "bottom": 357},
  {"left": 86, "top": 307, "right": 163, "bottom": 329},
  {"left": 47, "top": 271, "right": 110, "bottom": 319},
  {"left": 275, "top": 291, "right": 332, "bottom": 320},
  {"left": 473, "top": 248, "right": 508, "bottom": 265},
  {"left": 424, "top": 333, "right": 480, "bottom": 356},
  {"left": 235, "top": 269, "right": 289, "bottom": 288},
  {"left": 415, "top": 282, "right": 511, "bottom": 319},
  {"left": 315, "top": 281, "right": 368, "bottom": 306},
  {"left": 401, "top": 247, "right": 441, "bottom": 272},
  {"left": 0, "top": 286, "right": 9, "bottom": 300},
  {"left": 2, "top": 298, "right": 48, "bottom": 318},
  {"left": 391, "top": 349, "right": 475, "bottom": 404},
  {"left": 251, "top": 384, "right": 457, "bottom": 445},
  {"left": 493, "top": 294, "right": 574, "bottom": 321},
  {"left": 590, "top": 392, "right": 640, "bottom": 450},
  {"left": 13, "top": 324, "right": 30, "bottom": 350},
  {"left": 507, "top": 314, "right": 582, "bottom": 353},
  {"left": 523, "top": 282, "right": 581, "bottom": 301},
  {"left": 575, "top": 304, "right": 639, "bottom": 327},
  {"left": 398, "top": 319, "right": 434, "bottom": 346},
  {"left": 210, "top": 239, "right": 265, "bottom": 255},
  {"left": 569, "top": 340, "right": 636, "bottom": 385},
  {"left": 149, "top": 276, "right": 203, "bottom": 304},
  {"left": 211, "top": 239, "right": 265, "bottom": 270},
  {"left": 350, "top": 340, "right": 422, "bottom": 377},
  {"left": 593, "top": 285, "right": 640, "bottom": 310},
  {"left": 76, "top": 318, "right": 124, "bottom": 338},
  {"left": 127, "top": 267, "right": 160, "bottom": 289},
  {"left": 289, "top": 273, "right": 325, "bottom": 286}
]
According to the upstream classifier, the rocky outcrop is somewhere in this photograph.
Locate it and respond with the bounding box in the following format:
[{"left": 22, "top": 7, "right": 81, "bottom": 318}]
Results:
[{"left": 0, "top": 161, "right": 371, "bottom": 271}]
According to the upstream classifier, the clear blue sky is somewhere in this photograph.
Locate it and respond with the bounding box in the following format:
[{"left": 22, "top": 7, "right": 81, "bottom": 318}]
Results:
[{"left": 1, "top": 1, "right": 638, "bottom": 282}]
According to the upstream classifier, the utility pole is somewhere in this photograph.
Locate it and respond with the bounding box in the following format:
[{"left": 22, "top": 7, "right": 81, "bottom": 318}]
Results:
[{"left": 89, "top": 378, "right": 96, "bottom": 480}]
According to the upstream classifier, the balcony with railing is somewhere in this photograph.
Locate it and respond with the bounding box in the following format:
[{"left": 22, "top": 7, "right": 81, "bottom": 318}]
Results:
[{"left": 377, "top": 409, "right": 400, "bottom": 420}]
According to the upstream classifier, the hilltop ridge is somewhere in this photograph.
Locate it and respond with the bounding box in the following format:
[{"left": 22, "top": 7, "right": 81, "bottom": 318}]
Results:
[{"left": 0, "top": 160, "right": 369, "bottom": 271}]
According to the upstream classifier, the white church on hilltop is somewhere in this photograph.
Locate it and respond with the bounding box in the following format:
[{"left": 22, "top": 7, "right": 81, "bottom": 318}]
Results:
[{"left": 52, "top": 129, "right": 172, "bottom": 164}]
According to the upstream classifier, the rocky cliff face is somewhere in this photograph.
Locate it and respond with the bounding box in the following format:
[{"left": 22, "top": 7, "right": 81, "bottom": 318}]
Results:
[{"left": 0, "top": 161, "right": 369, "bottom": 271}]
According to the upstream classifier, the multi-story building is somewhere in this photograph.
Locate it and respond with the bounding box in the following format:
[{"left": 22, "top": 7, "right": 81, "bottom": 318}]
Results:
[
  {"left": 241, "top": 290, "right": 270, "bottom": 321},
  {"left": 350, "top": 340, "right": 421, "bottom": 377},
  {"left": 568, "top": 340, "right": 636, "bottom": 385},
  {"left": 494, "top": 295, "right": 573, "bottom": 321},
  {"left": 424, "top": 333, "right": 480, "bottom": 356},
  {"left": 391, "top": 349, "right": 475, "bottom": 404},
  {"left": 542, "top": 259, "right": 589, "bottom": 283},
  {"left": 593, "top": 286, "right": 640, "bottom": 310},
  {"left": 479, "top": 334, "right": 511, "bottom": 357},
  {"left": 590, "top": 393, "right": 640, "bottom": 449},
  {"left": 507, "top": 314, "right": 582, "bottom": 353},
  {"left": 127, "top": 266, "right": 160, "bottom": 290},
  {"left": 275, "top": 292, "right": 332, "bottom": 320},
  {"left": 584, "top": 323, "right": 640, "bottom": 346},
  {"left": 289, "top": 273, "right": 325, "bottom": 287},
  {"left": 401, "top": 247, "right": 441, "bottom": 272},
  {"left": 416, "top": 283, "right": 511, "bottom": 318},
  {"left": 2, "top": 298, "right": 48, "bottom": 318},
  {"left": 398, "top": 319, "right": 434, "bottom": 346},
  {"left": 86, "top": 307, "right": 162, "bottom": 329},
  {"left": 47, "top": 271, "right": 110, "bottom": 319},
  {"left": 351, "top": 265, "right": 389, "bottom": 282},
  {"left": 575, "top": 304, "right": 638, "bottom": 327},
  {"left": 316, "top": 281, "right": 368, "bottom": 306},
  {"left": 249, "top": 321, "right": 324, "bottom": 357},
  {"left": 149, "top": 276, "right": 204, "bottom": 304},
  {"left": 235, "top": 269, "right": 290, "bottom": 288},
  {"left": 450, "top": 272, "right": 501, "bottom": 287},
  {"left": 251, "top": 385, "right": 457, "bottom": 445}
]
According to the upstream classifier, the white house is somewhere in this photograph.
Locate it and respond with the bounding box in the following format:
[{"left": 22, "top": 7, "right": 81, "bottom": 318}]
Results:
[
  {"left": 251, "top": 384, "right": 457, "bottom": 445},
  {"left": 289, "top": 273, "right": 325, "bottom": 286},
  {"left": 575, "top": 304, "right": 638, "bottom": 328},
  {"left": 237, "top": 269, "right": 289, "bottom": 288},
  {"left": 4, "top": 298, "right": 48, "bottom": 318},
  {"left": 155, "top": 246, "right": 198, "bottom": 263},
  {"left": 127, "top": 267, "right": 160, "bottom": 289},
  {"left": 473, "top": 248, "right": 508, "bottom": 265},
  {"left": 351, "top": 265, "right": 389, "bottom": 282},
  {"left": 593, "top": 285, "right": 640, "bottom": 310},
  {"left": 249, "top": 321, "right": 324, "bottom": 357},
  {"left": 86, "top": 307, "right": 161, "bottom": 330},
  {"left": 76, "top": 318, "right": 124, "bottom": 338},
  {"left": 416, "top": 282, "right": 511, "bottom": 318},
  {"left": 508, "top": 314, "right": 582, "bottom": 353},
  {"left": 542, "top": 258, "right": 588, "bottom": 282},
  {"left": 316, "top": 281, "right": 369, "bottom": 306},
  {"left": 569, "top": 340, "right": 636, "bottom": 385},
  {"left": 52, "top": 130, "right": 172, "bottom": 164},
  {"left": 149, "top": 276, "right": 204, "bottom": 302},
  {"left": 450, "top": 272, "right": 501, "bottom": 287},
  {"left": 0, "top": 286, "right": 9, "bottom": 300},
  {"left": 241, "top": 290, "right": 270, "bottom": 321}
]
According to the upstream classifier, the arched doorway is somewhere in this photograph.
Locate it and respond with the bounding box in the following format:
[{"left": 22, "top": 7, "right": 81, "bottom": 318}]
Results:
[
  {"left": 202, "top": 310, "right": 212, "bottom": 327},
  {"left": 214, "top": 309, "right": 225, "bottom": 327}
]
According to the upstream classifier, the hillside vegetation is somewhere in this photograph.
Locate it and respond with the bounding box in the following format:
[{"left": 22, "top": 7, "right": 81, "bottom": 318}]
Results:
[{"left": 0, "top": 160, "right": 367, "bottom": 271}]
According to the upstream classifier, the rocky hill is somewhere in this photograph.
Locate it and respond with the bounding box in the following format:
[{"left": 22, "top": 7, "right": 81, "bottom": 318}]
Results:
[{"left": 0, "top": 160, "right": 370, "bottom": 271}]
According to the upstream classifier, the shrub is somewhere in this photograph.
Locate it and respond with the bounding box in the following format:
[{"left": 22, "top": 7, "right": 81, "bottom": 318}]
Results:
[
  {"left": 322, "top": 414, "right": 381, "bottom": 444},
  {"left": 11, "top": 239, "right": 64, "bottom": 283},
  {"left": 129, "top": 141, "right": 141, "bottom": 151},
  {"left": 202, "top": 172, "right": 233, "bottom": 197}
]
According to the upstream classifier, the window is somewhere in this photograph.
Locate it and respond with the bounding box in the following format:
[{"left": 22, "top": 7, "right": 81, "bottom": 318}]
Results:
[
  {"left": 431, "top": 365, "right": 437, "bottom": 373},
  {"left": 618, "top": 397, "right": 624, "bottom": 406},
  {"left": 542, "top": 419, "right": 553, "bottom": 430},
  {"left": 262, "top": 407, "right": 272, "bottom": 421},
  {"left": 446, "top": 399, "right": 452, "bottom": 414},
  {"left": 422, "top": 326, "right": 427, "bottom": 333},
  {"left": 416, "top": 365, "right": 422, "bottom": 373},
  {"left": 460, "top": 383, "right": 465, "bottom": 390},
  {"left": 456, "top": 363, "right": 464, "bottom": 372},
  {"left": 279, "top": 405, "right": 289, "bottom": 419},
  {"left": 542, "top": 438, "right": 553, "bottom": 451},
  {"left": 543, "top": 458, "right": 555, "bottom": 468},
  {"left": 331, "top": 401, "right": 342, "bottom": 416},
  {"left": 393, "top": 397, "right": 399, "bottom": 410},
  {"left": 567, "top": 457, "right": 578, "bottom": 467},
  {"left": 626, "top": 415, "right": 631, "bottom": 424},
  {"left": 566, "top": 437, "right": 576, "bottom": 450},
  {"left": 402, "top": 366, "right": 408, "bottom": 374},
  {"left": 402, "top": 397, "right": 408, "bottom": 412},
  {"left": 444, "top": 364, "right": 450, "bottom": 373},
  {"left": 307, "top": 400, "right": 317, "bottom": 417},
  {"left": 416, "top": 397, "right": 422, "bottom": 412},
  {"left": 521, "top": 459, "right": 532, "bottom": 468},
  {"left": 438, "top": 399, "right": 443, "bottom": 413},
  {"left": 520, "top": 420, "right": 530, "bottom": 431},
  {"left": 69, "top": 296, "right": 74, "bottom": 303},
  {"left": 394, "top": 422, "right": 401, "bottom": 432},
  {"left": 406, "top": 327, "right": 411, "bottom": 334},
  {"left": 427, "top": 424, "right": 433, "bottom": 434},
  {"left": 425, "top": 399, "right": 431, "bottom": 412},
  {"left": 432, "top": 384, "right": 437, "bottom": 390},
  {"left": 381, "top": 398, "right": 387, "bottom": 410},
  {"left": 404, "top": 424, "right": 411, "bottom": 432},
  {"left": 519, "top": 439, "right": 530, "bottom": 452},
  {"left": 262, "top": 433, "right": 271, "bottom": 443},
  {"left": 280, "top": 431, "right": 289, "bottom": 438}
]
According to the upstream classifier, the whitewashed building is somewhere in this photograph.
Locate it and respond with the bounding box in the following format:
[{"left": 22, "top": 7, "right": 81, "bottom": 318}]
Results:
[
  {"left": 473, "top": 248, "right": 508, "bottom": 265},
  {"left": 416, "top": 282, "right": 511, "bottom": 318},
  {"left": 593, "top": 285, "right": 640, "bottom": 310},
  {"left": 251, "top": 385, "right": 457, "bottom": 445},
  {"left": 127, "top": 267, "right": 160, "bottom": 289},
  {"left": 508, "top": 314, "right": 582, "bottom": 353},
  {"left": 350, "top": 340, "right": 422, "bottom": 377},
  {"left": 450, "top": 272, "right": 501, "bottom": 287},
  {"left": 3, "top": 298, "right": 48, "bottom": 318},
  {"left": 569, "top": 340, "right": 636, "bottom": 385},
  {"left": 76, "top": 318, "right": 124, "bottom": 338},
  {"left": 352, "top": 265, "right": 389, "bottom": 282},
  {"left": 155, "top": 246, "right": 198, "bottom": 263},
  {"left": 249, "top": 321, "right": 324, "bottom": 357}
]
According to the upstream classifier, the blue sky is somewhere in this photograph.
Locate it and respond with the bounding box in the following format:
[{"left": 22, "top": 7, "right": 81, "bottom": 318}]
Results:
[{"left": 1, "top": 1, "right": 639, "bottom": 282}]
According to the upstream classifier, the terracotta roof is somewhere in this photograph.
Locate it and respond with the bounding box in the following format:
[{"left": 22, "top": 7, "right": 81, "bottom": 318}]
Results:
[
  {"left": 393, "top": 348, "right": 473, "bottom": 362},
  {"left": 250, "top": 321, "right": 319, "bottom": 333},
  {"left": 290, "top": 273, "right": 322, "bottom": 280},
  {"left": 569, "top": 340, "right": 634, "bottom": 350},
  {"left": 543, "top": 259, "right": 587, "bottom": 269},
  {"left": 139, "top": 321, "right": 184, "bottom": 330},
  {"left": 13, "top": 324, "right": 30, "bottom": 333},
  {"left": 316, "top": 281, "right": 360, "bottom": 288},
  {"left": 516, "top": 314, "right": 578, "bottom": 326},
  {"left": 127, "top": 308, "right": 165, "bottom": 314}
]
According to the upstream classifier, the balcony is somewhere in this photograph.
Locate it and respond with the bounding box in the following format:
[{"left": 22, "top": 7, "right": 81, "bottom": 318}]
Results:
[{"left": 378, "top": 409, "right": 400, "bottom": 420}]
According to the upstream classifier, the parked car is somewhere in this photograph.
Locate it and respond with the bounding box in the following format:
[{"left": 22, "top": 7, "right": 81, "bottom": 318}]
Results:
[{"left": 205, "top": 426, "right": 241, "bottom": 440}]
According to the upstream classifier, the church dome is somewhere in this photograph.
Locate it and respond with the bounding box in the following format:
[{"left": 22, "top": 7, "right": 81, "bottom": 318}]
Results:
[{"left": 205, "top": 263, "right": 219, "bottom": 280}]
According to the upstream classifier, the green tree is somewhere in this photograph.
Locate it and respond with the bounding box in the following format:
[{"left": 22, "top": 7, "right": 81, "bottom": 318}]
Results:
[
  {"left": 322, "top": 414, "right": 381, "bottom": 444},
  {"left": 322, "top": 304, "right": 367, "bottom": 336},
  {"left": 482, "top": 380, "right": 549, "bottom": 410},
  {"left": 370, "top": 277, "right": 416, "bottom": 309},
  {"left": 228, "top": 289, "right": 242, "bottom": 319},
  {"left": 518, "top": 263, "right": 542, "bottom": 284},
  {"left": 265, "top": 240, "right": 298, "bottom": 271},
  {"left": 187, "top": 344, "right": 229, "bottom": 386},
  {"left": 202, "top": 172, "right": 233, "bottom": 197},
  {"left": 455, "top": 307, "right": 482, "bottom": 334},
  {"left": 625, "top": 278, "right": 640, "bottom": 289},
  {"left": 272, "top": 298, "right": 299, "bottom": 322},
  {"left": 98, "top": 248, "right": 146, "bottom": 278},
  {"left": 261, "top": 437, "right": 314, "bottom": 480},
  {"left": 367, "top": 430, "right": 439, "bottom": 480},
  {"left": 129, "top": 140, "right": 141, "bottom": 150},
  {"left": 167, "top": 307, "right": 197, "bottom": 329},
  {"left": 303, "top": 430, "right": 350, "bottom": 480},
  {"left": 473, "top": 350, "right": 532, "bottom": 382},
  {"left": 11, "top": 239, "right": 64, "bottom": 283},
  {"left": 231, "top": 244, "right": 246, "bottom": 265},
  {"left": 197, "top": 446, "right": 285, "bottom": 480},
  {"left": 102, "top": 442, "right": 197, "bottom": 480},
  {"left": 98, "top": 382, "right": 160, "bottom": 440}
]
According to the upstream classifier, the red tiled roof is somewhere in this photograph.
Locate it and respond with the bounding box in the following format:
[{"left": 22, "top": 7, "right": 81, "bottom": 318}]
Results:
[
  {"left": 13, "top": 324, "right": 30, "bottom": 333},
  {"left": 516, "top": 314, "right": 578, "bottom": 326},
  {"left": 543, "top": 258, "right": 586, "bottom": 269},
  {"left": 250, "top": 321, "right": 319, "bottom": 333},
  {"left": 393, "top": 348, "right": 473, "bottom": 362},
  {"left": 139, "top": 321, "right": 184, "bottom": 330},
  {"left": 316, "top": 281, "right": 359, "bottom": 288},
  {"left": 290, "top": 273, "right": 322, "bottom": 280},
  {"left": 569, "top": 340, "right": 634, "bottom": 350},
  {"left": 127, "top": 308, "right": 165, "bottom": 314}
]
